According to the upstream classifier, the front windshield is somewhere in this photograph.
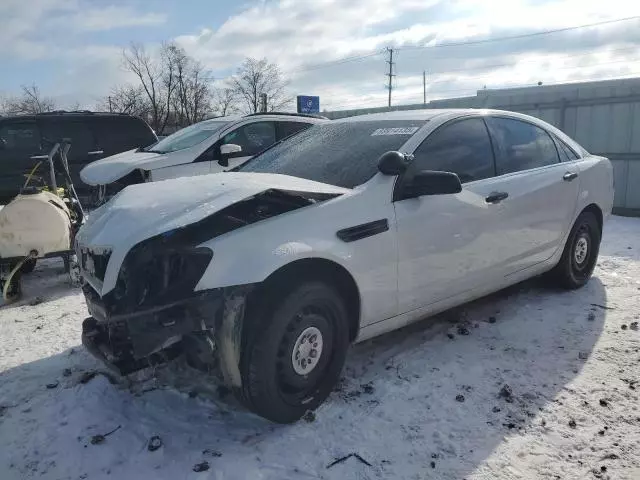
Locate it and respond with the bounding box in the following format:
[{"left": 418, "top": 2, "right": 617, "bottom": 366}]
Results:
[
  {"left": 147, "top": 121, "right": 229, "bottom": 153},
  {"left": 238, "top": 120, "right": 427, "bottom": 188}
]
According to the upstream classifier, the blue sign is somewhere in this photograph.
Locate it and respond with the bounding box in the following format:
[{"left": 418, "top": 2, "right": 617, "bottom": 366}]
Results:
[{"left": 297, "top": 95, "right": 320, "bottom": 114}]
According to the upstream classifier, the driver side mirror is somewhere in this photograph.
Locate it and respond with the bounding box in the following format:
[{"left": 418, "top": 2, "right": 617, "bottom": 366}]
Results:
[
  {"left": 401, "top": 170, "right": 462, "bottom": 200},
  {"left": 218, "top": 143, "right": 242, "bottom": 167}
]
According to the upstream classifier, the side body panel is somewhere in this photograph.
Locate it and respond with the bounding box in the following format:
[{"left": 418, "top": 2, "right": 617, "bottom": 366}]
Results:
[{"left": 195, "top": 175, "right": 400, "bottom": 327}]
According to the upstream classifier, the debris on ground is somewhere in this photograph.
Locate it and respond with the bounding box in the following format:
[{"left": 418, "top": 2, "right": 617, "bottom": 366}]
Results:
[
  {"left": 498, "top": 384, "right": 514, "bottom": 402},
  {"left": 302, "top": 410, "right": 316, "bottom": 423},
  {"left": 579, "top": 352, "right": 589, "bottom": 360},
  {"left": 590, "top": 303, "right": 615, "bottom": 310},
  {"left": 361, "top": 382, "right": 374, "bottom": 395},
  {"left": 456, "top": 394, "right": 465, "bottom": 402},
  {"left": 599, "top": 399, "right": 609, "bottom": 407},
  {"left": 488, "top": 316, "right": 497, "bottom": 324},
  {"left": 45, "top": 381, "right": 59, "bottom": 389},
  {"left": 327, "top": 453, "right": 372, "bottom": 469},
  {"left": 630, "top": 322, "right": 638, "bottom": 331},
  {"left": 192, "top": 461, "right": 210, "bottom": 472},
  {"left": 202, "top": 449, "right": 222, "bottom": 458},
  {"left": 457, "top": 326, "right": 470, "bottom": 336},
  {"left": 621, "top": 324, "right": 628, "bottom": 330},
  {"left": 147, "top": 435, "right": 162, "bottom": 452},
  {"left": 447, "top": 333, "right": 455, "bottom": 340},
  {"left": 568, "top": 419, "right": 577, "bottom": 429},
  {"left": 62, "top": 368, "right": 72, "bottom": 377},
  {"left": 90, "top": 426, "right": 121, "bottom": 445},
  {"left": 492, "top": 406, "right": 501, "bottom": 413}
]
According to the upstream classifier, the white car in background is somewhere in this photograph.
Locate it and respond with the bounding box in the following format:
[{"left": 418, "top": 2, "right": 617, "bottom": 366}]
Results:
[
  {"left": 79, "top": 113, "right": 327, "bottom": 191},
  {"left": 76, "top": 109, "right": 613, "bottom": 423}
]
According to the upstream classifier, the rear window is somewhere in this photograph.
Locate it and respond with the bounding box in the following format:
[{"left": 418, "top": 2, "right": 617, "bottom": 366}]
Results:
[
  {"left": 239, "top": 120, "right": 426, "bottom": 188},
  {"left": 92, "top": 117, "right": 156, "bottom": 151}
]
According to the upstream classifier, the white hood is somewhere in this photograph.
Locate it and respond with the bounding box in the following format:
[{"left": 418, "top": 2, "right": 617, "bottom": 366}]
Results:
[
  {"left": 80, "top": 148, "right": 197, "bottom": 186},
  {"left": 76, "top": 172, "right": 349, "bottom": 294}
]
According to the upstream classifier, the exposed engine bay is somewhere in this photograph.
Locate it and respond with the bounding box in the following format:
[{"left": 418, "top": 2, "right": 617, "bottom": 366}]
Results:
[{"left": 78, "top": 187, "right": 339, "bottom": 378}]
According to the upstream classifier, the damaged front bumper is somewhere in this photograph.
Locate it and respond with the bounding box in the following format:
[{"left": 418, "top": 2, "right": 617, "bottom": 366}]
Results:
[{"left": 81, "top": 284, "right": 249, "bottom": 377}]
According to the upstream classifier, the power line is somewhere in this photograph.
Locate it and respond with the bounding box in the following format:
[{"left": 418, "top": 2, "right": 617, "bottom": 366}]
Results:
[
  {"left": 397, "top": 15, "right": 640, "bottom": 51},
  {"left": 289, "top": 15, "right": 640, "bottom": 74}
]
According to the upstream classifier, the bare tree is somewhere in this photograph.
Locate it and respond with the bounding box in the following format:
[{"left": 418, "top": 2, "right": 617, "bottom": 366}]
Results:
[
  {"left": 98, "top": 85, "right": 150, "bottom": 118},
  {"left": 169, "top": 44, "right": 213, "bottom": 125},
  {"left": 229, "top": 58, "right": 290, "bottom": 113},
  {"left": 211, "top": 88, "right": 237, "bottom": 117},
  {"left": 122, "top": 43, "right": 178, "bottom": 134},
  {"left": 2, "top": 84, "right": 57, "bottom": 114}
]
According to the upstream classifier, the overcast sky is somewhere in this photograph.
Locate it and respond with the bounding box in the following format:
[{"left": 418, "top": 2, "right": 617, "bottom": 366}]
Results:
[{"left": 2, "top": 0, "right": 640, "bottom": 112}]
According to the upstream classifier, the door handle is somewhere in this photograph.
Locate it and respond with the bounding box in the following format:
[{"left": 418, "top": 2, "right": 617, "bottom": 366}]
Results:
[
  {"left": 563, "top": 172, "right": 578, "bottom": 181},
  {"left": 87, "top": 150, "right": 104, "bottom": 155},
  {"left": 485, "top": 191, "right": 509, "bottom": 204}
]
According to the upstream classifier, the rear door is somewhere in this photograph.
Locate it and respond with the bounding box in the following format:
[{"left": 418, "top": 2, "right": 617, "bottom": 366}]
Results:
[
  {"left": 0, "top": 119, "right": 43, "bottom": 200},
  {"left": 395, "top": 116, "right": 506, "bottom": 311},
  {"left": 484, "top": 116, "right": 580, "bottom": 274},
  {"left": 91, "top": 116, "right": 157, "bottom": 158},
  {"left": 38, "top": 117, "right": 99, "bottom": 192}
]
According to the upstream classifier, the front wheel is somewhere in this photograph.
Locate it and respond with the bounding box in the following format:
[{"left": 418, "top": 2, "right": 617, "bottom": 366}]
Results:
[
  {"left": 550, "top": 211, "right": 601, "bottom": 289},
  {"left": 238, "top": 281, "right": 350, "bottom": 423}
]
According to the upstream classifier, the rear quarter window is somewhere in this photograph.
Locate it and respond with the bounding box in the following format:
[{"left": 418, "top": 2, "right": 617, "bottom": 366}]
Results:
[{"left": 91, "top": 117, "right": 157, "bottom": 153}]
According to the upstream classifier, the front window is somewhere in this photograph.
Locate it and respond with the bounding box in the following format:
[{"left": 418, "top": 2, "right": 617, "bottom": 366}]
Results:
[
  {"left": 239, "top": 120, "right": 427, "bottom": 188},
  {"left": 147, "top": 121, "right": 229, "bottom": 154}
]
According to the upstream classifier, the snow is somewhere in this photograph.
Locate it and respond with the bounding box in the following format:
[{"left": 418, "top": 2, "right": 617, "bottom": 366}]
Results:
[{"left": 1, "top": 215, "right": 640, "bottom": 480}]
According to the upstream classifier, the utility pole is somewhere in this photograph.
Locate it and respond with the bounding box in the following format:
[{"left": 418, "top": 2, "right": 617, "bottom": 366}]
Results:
[
  {"left": 423, "top": 70, "right": 426, "bottom": 105},
  {"left": 385, "top": 47, "right": 396, "bottom": 108},
  {"left": 108, "top": 96, "right": 112, "bottom": 113}
]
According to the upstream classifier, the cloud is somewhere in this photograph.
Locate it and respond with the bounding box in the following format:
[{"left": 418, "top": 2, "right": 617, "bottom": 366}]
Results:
[
  {"left": 175, "top": 0, "right": 640, "bottom": 110},
  {"left": 0, "top": 1, "right": 166, "bottom": 60},
  {"left": 3, "top": 0, "right": 640, "bottom": 111}
]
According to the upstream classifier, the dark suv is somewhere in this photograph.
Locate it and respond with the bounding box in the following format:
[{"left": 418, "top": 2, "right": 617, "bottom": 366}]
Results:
[{"left": 0, "top": 111, "right": 157, "bottom": 203}]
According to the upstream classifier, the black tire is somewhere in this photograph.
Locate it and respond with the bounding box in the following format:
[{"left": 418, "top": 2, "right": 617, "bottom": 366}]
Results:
[
  {"left": 550, "top": 211, "right": 601, "bottom": 289},
  {"left": 20, "top": 258, "right": 37, "bottom": 274},
  {"left": 238, "top": 281, "right": 350, "bottom": 423}
]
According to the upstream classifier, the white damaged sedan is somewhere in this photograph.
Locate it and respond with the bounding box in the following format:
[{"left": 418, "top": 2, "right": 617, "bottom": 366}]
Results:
[{"left": 76, "top": 109, "right": 614, "bottom": 423}]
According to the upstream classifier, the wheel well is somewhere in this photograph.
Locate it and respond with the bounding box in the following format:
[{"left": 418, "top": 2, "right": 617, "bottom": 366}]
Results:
[
  {"left": 256, "top": 258, "right": 361, "bottom": 342},
  {"left": 582, "top": 203, "right": 603, "bottom": 232}
]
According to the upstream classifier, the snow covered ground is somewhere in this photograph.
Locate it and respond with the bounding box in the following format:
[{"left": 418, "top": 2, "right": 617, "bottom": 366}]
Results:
[{"left": 1, "top": 215, "right": 639, "bottom": 480}]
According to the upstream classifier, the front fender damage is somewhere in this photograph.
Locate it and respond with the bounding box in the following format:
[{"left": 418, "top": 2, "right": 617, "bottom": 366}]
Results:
[{"left": 81, "top": 283, "right": 254, "bottom": 387}]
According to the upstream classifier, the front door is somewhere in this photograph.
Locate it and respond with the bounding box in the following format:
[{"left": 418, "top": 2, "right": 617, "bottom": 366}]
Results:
[
  {"left": 211, "top": 121, "right": 277, "bottom": 173},
  {"left": 0, "top": 119, "right": 43, "bottom": 200},
  {"left": 395, "top": 117, "right": 506, "bottom": 313},
  {"left": 484, "top": 116, "right": 580, "bottom": 274}
]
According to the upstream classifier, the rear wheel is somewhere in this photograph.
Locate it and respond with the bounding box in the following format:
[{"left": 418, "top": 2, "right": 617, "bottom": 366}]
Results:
[
  {"left": 237, "top": 281, "right": 349, "bottom": 423},
  {"left": 550, "top": 211, "right": 601, "bottom": 289}
]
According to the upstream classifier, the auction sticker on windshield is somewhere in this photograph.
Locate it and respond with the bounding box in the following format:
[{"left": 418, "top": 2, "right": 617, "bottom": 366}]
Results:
[{"left": 371, "top": 127, "right": 420, "bottom": 136}]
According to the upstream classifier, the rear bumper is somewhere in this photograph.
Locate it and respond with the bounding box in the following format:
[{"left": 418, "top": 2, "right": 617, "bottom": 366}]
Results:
[{"left": 81, "top": 285, "right": 225, "bottom": 375}]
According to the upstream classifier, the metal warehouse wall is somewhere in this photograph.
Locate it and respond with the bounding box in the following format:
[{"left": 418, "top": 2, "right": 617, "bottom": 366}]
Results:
[{"left": 326, "top": 77, "right": 640, "bottom": 215}]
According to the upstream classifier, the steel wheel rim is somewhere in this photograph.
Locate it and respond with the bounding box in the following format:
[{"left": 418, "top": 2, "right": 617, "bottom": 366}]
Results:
[
  {"left": 574, "top": 235, "right": 589, "bottom": 265},
  {"left": 291, "top": 326, "right": 324, "bottom": 375}
]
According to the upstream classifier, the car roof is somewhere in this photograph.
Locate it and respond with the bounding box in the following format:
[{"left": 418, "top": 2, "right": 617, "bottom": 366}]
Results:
[
  {"left": 0, "top": 111, "right": 143, "bottom": 122},
  {"left": 201, "top": 113, "right": 328, "bottom": 126},
  {"left": 330, "top": 108, "right": 535, "bottom": 123}
]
